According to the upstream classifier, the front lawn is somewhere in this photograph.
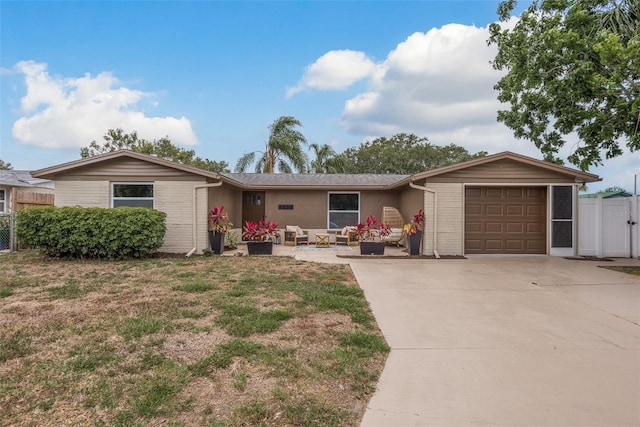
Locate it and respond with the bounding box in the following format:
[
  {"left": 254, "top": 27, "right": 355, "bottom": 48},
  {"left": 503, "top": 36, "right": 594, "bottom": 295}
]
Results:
[{"left": 0, "top": 251, "right": 389, "bottom": 426}]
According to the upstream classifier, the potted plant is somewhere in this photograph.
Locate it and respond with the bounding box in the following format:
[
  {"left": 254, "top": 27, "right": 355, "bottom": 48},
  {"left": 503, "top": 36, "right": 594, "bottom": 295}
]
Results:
[
  {"left": 404, "top": 209, "right": 424, "bottom": 256},
  {"left": 209, "top": 206, "right": 232, "bottom": 255},
  {"left": 355, "top": 214, "right": 391, "bottom": 255},
  {"left": 242, "top": 218, "right": 279, "bottom": 255}
]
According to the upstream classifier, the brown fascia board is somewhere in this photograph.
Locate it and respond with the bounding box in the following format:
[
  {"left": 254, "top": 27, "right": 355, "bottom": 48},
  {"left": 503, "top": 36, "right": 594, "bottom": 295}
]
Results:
[
  {"left": 409, "top": 151, "right": 601, "bottom": 183},
  {"left": 31, "top": 149, "right": 222, "bottom": 180},
  {"left": 219, "top": 173, "right": 411, "bottom": 190},
  {"left": 217, "top": 182, "right": 407, "bottom": 191}
]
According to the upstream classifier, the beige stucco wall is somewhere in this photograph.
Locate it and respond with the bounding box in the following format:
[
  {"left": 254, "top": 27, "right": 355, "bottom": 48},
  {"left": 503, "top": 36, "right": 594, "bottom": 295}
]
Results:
[
  {"left": 422, "top": 182, "right": 464, "bottom": 256},
  {"left": 54, "top": 180, "right": 110, "bottom": 207},
  {"left": 54, "top": 179, "right": 209, "bottom": 254},
  {"left": 156, "top": 181, "right": 208, "bottom": 254},
  {"left": 259, "top": 190, "right": 402, "bottom": 231}
]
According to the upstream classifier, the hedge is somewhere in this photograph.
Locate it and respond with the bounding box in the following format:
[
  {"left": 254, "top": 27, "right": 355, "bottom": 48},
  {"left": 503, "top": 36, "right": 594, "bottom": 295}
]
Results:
[{"left": 16, "top": 206, "right": 167, "bottom": 260}]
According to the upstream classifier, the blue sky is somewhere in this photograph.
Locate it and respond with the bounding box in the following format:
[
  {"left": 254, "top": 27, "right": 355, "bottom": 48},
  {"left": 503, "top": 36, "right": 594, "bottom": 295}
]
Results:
[{"left": 1, "top": 0, "right": 638, "bottom": 192}]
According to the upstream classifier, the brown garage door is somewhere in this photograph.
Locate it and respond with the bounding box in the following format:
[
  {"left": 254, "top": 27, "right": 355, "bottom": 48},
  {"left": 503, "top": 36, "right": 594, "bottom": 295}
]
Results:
[{"left": 465, "top": 186, "right": 547, "bottom": 254}]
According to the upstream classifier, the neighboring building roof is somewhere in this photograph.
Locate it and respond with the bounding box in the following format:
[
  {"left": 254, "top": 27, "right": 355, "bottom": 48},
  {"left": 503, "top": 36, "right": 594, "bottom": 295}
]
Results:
[
  {"left": 410, "top": 151, "right": 601, "bottom": 184},
  {"left": 579, "top": 190, "right": 632, "bottom": 198},
  {"left": 222, "top": 173, "right": 410, "bottom": 189},
  {"left": 0, "top": 170, "right": 54, "bottom": 188}
]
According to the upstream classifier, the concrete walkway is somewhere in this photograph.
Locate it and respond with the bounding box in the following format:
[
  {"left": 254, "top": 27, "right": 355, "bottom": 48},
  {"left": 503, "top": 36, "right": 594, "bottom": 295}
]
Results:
[{"left": 348, "top": 256, "right": 640, "bottom": 426}]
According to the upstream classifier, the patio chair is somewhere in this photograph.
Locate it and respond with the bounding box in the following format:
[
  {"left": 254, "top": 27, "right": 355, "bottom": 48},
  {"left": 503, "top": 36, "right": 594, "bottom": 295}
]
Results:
[
  {"left": 381, "top": 206, "right": 406, "bottom": 246},
  {"left": 283, "top": 225, "right": 309, "bottom": 246},
  {"left": 335, "top": 226, "right": 358, "bottom": 246}
]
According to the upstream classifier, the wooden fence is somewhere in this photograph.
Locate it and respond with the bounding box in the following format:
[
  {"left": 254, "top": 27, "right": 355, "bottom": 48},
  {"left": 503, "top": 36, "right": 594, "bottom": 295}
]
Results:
[{"left": 12, "top": 188, "right": 54, "bottom": 211}]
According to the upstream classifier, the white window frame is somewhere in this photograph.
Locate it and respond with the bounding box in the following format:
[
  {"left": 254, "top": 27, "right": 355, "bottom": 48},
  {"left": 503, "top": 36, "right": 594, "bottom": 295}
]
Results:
[
  {"left": 111, "top": 182, "right": 154, "bottom": 208},
  {"left": 0, "top": 189, "right": 5, "bottom": 213},
  {"left": 327, "top": 192, "right": 360, "bottom": 231}
]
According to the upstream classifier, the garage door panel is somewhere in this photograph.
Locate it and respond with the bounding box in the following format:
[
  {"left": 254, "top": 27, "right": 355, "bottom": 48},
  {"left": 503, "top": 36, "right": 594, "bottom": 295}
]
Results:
[
  {"left": 526, "top": 222, "right": 544, "bottom": 233},
  {"left": 506, "top": 205, "right": 524, "bottom": 216},
  {"left": 526, "top": 204, "right": 544, "bottom": 216},
  {"left": 486, "top": 222, "right": 503, "bottom": 233},
  {"left": 466, "top": 222, "right": 482, "bottom": 232},
  {"left": 526, "top": 240, "right": 545, "bottom": 251},
  {"left": 485, "top": 188, "right": 503, "bottom": 198},
  {"left": 466, "top": 204, "right": 482, "bottom": 215},
  {"left": 506, "top": 187, "right": 524, "bottom": 197},
  {"left": 466, "top": 239, "right": 481, "bottom": 250},
  {"left": 465, "top": 186, "right": 546, "bottom": 254},
  {"left": 506, "top": 240, "right": 524, "bottom": 250},
  {"left": 485, "top": 240, "right": 503, "bottom": 250},
  {"left": 506, "top": 222, "right": 523, "bottom": 233},
  {"left": 486, "top": 205, "right": 503, "bottom": 215}
]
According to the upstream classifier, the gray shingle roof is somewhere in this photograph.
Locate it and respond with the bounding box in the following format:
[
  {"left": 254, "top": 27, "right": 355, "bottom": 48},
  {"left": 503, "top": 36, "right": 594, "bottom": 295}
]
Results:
[
  {"left": 221, "top": 173, "right": 410, "bottom": 188},
  {"left": 0, "top": 170, "right": 52, "bottom": 188}
]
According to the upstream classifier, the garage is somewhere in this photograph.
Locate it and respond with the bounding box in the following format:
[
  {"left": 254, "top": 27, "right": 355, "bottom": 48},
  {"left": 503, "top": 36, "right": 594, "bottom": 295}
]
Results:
[{"left": 465, "top": 186, "right": 547, "bottom": 254}]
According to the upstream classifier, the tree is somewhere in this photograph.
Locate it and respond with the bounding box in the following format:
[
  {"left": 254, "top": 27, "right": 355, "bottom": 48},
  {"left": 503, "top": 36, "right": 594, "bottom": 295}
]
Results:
[
  {"left": 488, "top": 0, "right": 640, "bottom": 170},
  {"left": 80, "top": 129, "right": 230, "bottom": 172},
  {"left": 235, "top": 116, "right": 308, "bottom": 173},
  {"left": 333, "top": 133, "right": 487, "bottom": 174},
  {"left": 308, "top": 143, "right": 345, "bottom": 173},
  {"left": 0, "top": 159, "right": 12, "bottom": 170}
]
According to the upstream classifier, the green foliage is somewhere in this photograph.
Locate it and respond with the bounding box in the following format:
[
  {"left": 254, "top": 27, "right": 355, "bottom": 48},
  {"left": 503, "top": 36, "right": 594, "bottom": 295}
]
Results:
[
  {"left": 81, "top": 128, "right": 230, "bottom": 173},
  {"left": 308, "top": 143, "right": 345, "bottom": 173},
  {"left": 235, "top": 116, "right": 308, "bottom": 173},
  {"left": 334, "top": 133, "right": 487, "bottom": 174},
  {"left": 0, "top": 159, "right": 12, "bottom": 170},
  {"left": 489, "top": 0, "right": 640, "bottom": 169},
  {"left": 16, "top": 206, "right": 166, "bottom": 260},
  {"left": 224, "top": 230, "right": 239, "bottom": 249}
]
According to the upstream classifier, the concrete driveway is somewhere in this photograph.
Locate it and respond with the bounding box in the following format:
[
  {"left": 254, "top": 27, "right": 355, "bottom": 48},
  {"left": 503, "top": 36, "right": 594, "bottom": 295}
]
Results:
[{"left": 350, "top": 256, "right": 640, "bottom": 427}]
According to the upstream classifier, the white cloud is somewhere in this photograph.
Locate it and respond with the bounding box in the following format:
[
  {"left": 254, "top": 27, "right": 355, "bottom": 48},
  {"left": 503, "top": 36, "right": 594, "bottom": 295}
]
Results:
[
  {"left": 338, "top": 22, "right": 507, "bottom": 151},
  {"left": 286, "top": 50, "right": 376, "bottom": 97},
  {"left": 11, "top": 61, "right": 198, "bottom": 149}
]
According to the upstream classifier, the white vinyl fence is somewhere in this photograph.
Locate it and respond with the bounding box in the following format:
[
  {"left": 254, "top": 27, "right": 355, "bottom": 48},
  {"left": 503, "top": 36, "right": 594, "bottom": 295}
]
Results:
[{"left": 578, "top": 196, "right": 639, "bottom": 258}]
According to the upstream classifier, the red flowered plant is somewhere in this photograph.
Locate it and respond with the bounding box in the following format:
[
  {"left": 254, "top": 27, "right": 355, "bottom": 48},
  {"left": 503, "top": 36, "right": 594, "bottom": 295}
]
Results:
[
  {"left": 209, "top": 205, "right": 233, "bottom": 233},
  {"left": 355, "top": 215, "right": 392, "bottom": 242},
  {"left": 404, "top": 209, "right": 425, "bottom": 235},
  {"left": 242, "top": 219, "right": 279, "bottom": 241}
]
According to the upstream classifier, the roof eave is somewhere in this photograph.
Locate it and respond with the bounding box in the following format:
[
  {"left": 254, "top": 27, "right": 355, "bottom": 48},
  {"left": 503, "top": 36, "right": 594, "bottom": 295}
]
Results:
[
  {"left": 31, "top": 150, "right": 222, "bottom": 180},
  {"left": 409, "top": 151, "right": 601, "bottom": 183}
]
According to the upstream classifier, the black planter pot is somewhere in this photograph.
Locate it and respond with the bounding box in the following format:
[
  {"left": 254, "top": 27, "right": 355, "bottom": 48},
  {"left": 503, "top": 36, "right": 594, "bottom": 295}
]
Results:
[
  {"left": 407, "top": 230, "right": 423, "bottom": 256},
  {"left": 359, "top": 241, "right": 385, "bottom": 255},
  {"left": 209, "top": 231, "right": 225, "bottom": 255},
  {"left": 247, "top": 241, "right": 273, "bottom": 255}
]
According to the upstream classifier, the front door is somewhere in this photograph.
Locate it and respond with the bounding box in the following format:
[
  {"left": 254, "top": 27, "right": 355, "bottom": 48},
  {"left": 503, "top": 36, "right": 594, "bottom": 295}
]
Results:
[{"left": 242, "top": 191, "right": 265, "bottom": 225}]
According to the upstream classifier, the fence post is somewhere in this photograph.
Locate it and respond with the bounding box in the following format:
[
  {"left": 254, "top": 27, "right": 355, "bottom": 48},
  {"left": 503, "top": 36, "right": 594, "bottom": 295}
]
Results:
[{"left": 595, "top": 196, "right": 603, "bottom": 258}]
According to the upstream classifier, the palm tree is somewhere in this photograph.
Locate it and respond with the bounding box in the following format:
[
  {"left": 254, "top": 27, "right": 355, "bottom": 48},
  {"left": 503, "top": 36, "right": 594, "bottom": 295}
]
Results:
[
  {"left": 308, "top": 143, "right": 344, "bottom": 173},
  {"left": 235, "top": 116, "right": 308, "bottom": 173}
]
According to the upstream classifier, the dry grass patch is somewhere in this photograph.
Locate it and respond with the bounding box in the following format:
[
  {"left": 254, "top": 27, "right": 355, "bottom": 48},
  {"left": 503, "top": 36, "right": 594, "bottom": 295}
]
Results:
[{"left": 0, "top": 251, "right": 388, "bottom": 426}]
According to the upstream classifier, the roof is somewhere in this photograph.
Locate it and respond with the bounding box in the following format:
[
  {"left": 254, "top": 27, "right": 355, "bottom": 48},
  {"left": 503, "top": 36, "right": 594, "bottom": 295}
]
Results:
[
  {"left": 29, "top": 149, "right": 602, "bottom": 189},
  {"left": 410, "top": 151, "right": 601, "bottom": 183},
  {"left": 579, "top": 190, "right": 632, "bottom": 198},
  {"left": 0, "top": 170, "right": 53, "bottom": 188},
  {"left": 30, "top": 150, "right": 222, "bottom": 180},
  {"left": 221, "top": 173, "right": 410, "bottom": 189}
]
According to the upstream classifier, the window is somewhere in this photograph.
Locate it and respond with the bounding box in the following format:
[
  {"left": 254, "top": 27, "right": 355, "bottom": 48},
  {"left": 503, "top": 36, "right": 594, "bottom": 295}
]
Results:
[
  {"left": 328, "top": 192, "right": 359, "bottom": 230},
  {"left": 0, "top": 189, "right": 5, "bottom": 212},
  {"left": 112, "top": 183, "right": 154, "bottom": 208}
]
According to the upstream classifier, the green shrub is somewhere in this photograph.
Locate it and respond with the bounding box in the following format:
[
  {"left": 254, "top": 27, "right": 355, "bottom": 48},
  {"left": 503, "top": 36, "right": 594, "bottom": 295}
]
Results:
[{"left": 16, "top": 206, "right": 166, "bottom": 260}]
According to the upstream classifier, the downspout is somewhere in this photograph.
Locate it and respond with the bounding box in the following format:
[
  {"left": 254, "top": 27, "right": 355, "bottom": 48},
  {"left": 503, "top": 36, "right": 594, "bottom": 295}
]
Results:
[
  {"left": 185, "top": 181, "right": 223, "bottom": 257},
  {"left": 409, "top": 182, "right": 440, "bottom": 259}
]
